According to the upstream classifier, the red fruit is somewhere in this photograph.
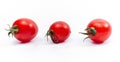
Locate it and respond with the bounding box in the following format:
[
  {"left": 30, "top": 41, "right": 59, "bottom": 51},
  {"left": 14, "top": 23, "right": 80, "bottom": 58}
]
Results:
[
  {"left": 47, "top": 21, "right": 71, "bottom": 43},
  {"left": 8, "top": 18, "right": 38, "bottom": 43},
  {"left": 81, "top": 19, "right": 112, "bottom": 44}
]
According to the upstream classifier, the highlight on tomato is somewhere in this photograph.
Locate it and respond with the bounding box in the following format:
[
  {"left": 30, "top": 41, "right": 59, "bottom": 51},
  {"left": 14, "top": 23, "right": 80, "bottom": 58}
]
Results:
[
  {"left": 80, "top": 19, "right": 112, "bottom": 44},
  {"left": 7, "top": 18, "right": 38, "bottom": 43},
  {"left": 46, "top": 21, "right": 71, "bottom": 44}
]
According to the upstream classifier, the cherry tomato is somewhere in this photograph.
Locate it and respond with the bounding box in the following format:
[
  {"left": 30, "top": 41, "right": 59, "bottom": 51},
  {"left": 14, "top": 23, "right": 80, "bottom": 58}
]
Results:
[
  {"left": 47, "top": 21, "right": 71, "bottom": 44},
  {"left": 8, "top": 18, "right": 38, "bottom": 43},
  {"left": 81, "top": 19, "right": 112, "bottom": 44}
]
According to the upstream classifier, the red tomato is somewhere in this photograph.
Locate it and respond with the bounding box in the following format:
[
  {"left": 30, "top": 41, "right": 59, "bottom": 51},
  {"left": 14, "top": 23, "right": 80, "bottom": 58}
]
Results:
[
  {"left": 81, "top": 19, "right": 112, "bottom": 44},
  {"left": 47, "top": 21, "right": 71, "bottom": 43},
  {"left": 8, "top": 18, "right": 38, "bottom": 43}
]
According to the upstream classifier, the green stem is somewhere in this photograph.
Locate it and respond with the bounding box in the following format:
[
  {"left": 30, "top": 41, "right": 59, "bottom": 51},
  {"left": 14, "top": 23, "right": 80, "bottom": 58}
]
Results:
[
  {"left": 46, "top": 30, "right": 58, "bottom": 42},
  {"left": 80, "top": 27, "right": 96, "bottom": 41},
  {"left": 7, "top": 25, "right": 19, "bottom": 37}
]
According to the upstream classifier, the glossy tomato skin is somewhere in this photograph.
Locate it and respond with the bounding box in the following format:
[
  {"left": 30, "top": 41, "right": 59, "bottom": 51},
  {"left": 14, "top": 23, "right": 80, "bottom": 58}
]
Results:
[
  {"left": 87, "top": 19, "right": 112, "bottom": 44},
  {"left": 13, "top": 18, "right": 38, "bottom": 43},
  {"left": 49, "top": 21, "right": 71, "bottom": 43}
]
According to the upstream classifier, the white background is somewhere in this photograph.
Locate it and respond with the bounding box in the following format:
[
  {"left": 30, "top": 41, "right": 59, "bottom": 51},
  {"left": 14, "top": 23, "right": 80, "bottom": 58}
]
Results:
[{"left": 0, "top": 0, "right": 119, "bottom": 62}]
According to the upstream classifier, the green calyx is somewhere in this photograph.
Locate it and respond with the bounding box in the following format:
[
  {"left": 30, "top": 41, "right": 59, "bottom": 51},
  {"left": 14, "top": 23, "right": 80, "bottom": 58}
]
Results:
[
  {"left": 46, "top": 30, "right": 58, "bottom": 42},
  {"left": 86, "top": 27, "right": 96, "bottom": 36},
  {"left": 80, "top": 27, "right": 97, "bottom": 41},
  {"left": 46, "top": 30, "right": 54, "bottom": 41},
  {"left": 6, "top": 25, "right": 19, "bottom": 37}
]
